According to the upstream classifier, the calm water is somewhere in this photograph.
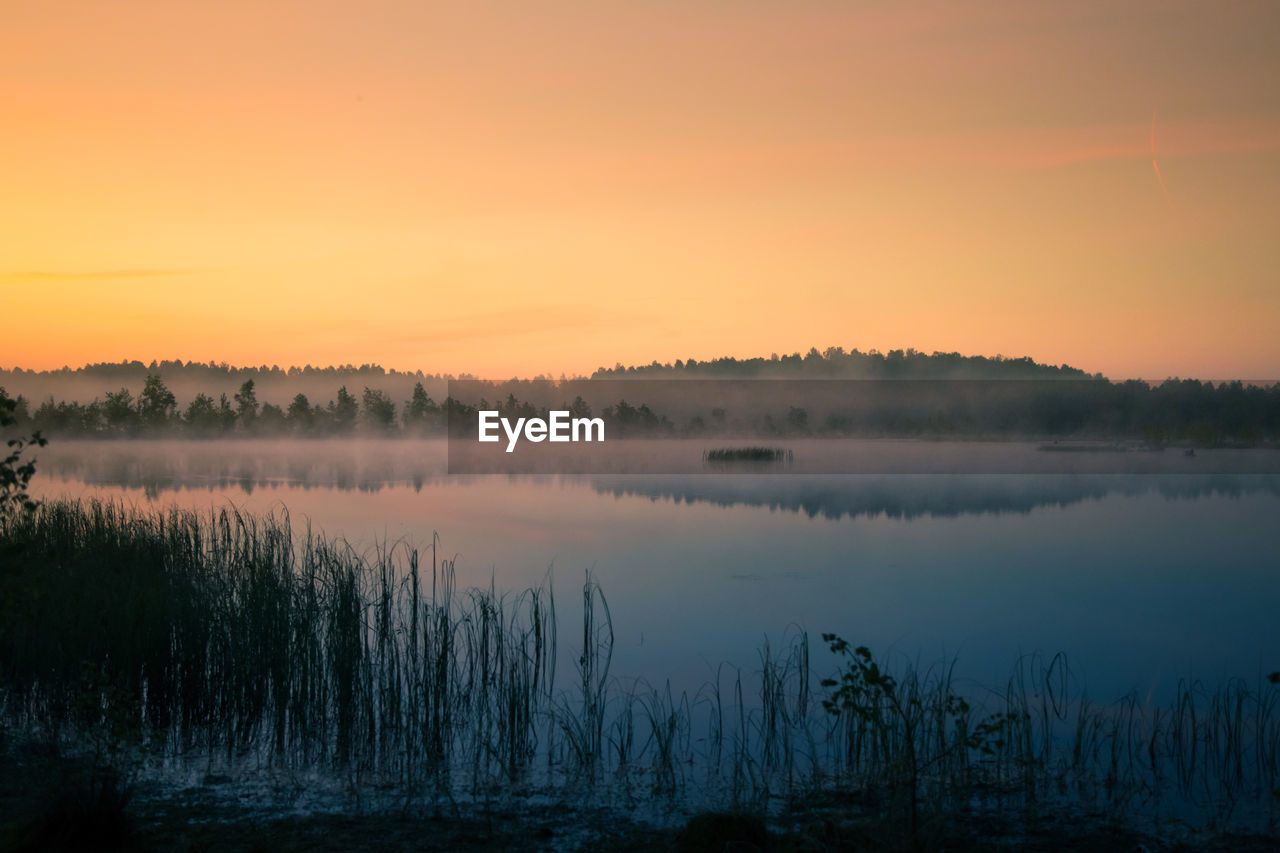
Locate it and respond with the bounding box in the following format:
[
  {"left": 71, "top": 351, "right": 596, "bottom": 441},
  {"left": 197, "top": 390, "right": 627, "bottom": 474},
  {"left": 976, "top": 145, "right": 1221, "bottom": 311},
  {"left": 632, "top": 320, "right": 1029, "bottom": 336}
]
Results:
[{"left": 28, "top": 439, "right": 1280, "bottom": 703}]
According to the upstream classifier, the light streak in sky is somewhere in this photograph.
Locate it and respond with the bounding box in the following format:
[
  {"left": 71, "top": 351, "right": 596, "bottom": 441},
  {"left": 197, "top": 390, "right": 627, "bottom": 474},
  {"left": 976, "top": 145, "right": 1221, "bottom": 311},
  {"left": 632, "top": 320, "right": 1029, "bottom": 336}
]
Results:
[{"left": 1151, "top": 108, "right": 1173, "bottom": 207}]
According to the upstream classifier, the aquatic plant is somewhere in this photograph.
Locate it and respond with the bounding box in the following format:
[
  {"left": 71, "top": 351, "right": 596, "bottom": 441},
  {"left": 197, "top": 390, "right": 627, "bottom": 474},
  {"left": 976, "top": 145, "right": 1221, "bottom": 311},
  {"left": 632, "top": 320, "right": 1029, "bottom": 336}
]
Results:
[
  {"left": 703, "top": 447, "right": 793, "bottom": 466},
  {"left": 1, "top": 498, "right": 1277, "bottom": 834}
]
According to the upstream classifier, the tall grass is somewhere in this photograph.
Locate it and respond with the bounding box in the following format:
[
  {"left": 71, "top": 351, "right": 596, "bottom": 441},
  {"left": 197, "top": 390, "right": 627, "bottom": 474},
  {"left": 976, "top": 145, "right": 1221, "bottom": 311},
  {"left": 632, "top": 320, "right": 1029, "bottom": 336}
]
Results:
[
  {"left": 0, "top": 499, "right": 557, "bottom": 795},
  {"left": 1, "top": 498, "right": 1277, "bottom": 832}
]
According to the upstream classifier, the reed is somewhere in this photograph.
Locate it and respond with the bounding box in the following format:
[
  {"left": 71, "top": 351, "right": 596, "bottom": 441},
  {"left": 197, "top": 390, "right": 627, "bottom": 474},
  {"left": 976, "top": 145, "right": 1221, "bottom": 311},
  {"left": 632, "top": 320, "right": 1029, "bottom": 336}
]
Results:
[
  {"left": 703, "top": 447, "right": 793, "bottom": 465},
  {"left": 1, "top": 498, "right": 1277, "bottom": 833}
]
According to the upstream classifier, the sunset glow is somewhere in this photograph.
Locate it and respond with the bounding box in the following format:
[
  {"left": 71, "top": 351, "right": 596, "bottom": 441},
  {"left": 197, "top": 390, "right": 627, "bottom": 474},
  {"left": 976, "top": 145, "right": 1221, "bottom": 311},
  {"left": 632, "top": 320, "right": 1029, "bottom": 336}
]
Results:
[{"left": 3, "top": 1, "right": 1279, "bottom": 378}]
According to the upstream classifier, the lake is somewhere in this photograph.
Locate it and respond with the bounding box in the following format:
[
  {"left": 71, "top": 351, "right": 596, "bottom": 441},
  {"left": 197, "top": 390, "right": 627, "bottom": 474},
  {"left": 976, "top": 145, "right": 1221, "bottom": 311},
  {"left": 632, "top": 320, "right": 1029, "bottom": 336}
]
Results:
[{"left": 27, "top": 438, "right": 1280, "bottom": 706}]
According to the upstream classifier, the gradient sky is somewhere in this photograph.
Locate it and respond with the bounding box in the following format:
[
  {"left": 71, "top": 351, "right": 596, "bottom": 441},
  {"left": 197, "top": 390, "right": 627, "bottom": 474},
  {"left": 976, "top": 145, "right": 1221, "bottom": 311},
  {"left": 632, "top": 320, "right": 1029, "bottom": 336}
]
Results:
[{"left": 3, "top": 1, "right": 1279, "bottom": 379}]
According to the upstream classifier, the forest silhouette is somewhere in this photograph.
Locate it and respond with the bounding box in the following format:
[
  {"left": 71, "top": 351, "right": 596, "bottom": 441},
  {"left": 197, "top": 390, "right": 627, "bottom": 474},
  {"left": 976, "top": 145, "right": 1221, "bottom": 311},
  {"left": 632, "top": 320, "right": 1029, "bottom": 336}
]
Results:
[{"left": 0, "top": 349, "right": 1277, "bottom": 444}]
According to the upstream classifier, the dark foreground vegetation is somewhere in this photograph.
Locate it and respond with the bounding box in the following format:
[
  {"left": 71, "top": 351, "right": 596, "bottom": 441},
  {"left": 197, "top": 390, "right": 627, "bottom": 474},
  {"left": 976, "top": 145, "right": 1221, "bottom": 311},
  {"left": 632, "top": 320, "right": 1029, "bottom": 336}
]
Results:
[{"left": 2, "top": 496, "right": 1279, "bottom": 850}]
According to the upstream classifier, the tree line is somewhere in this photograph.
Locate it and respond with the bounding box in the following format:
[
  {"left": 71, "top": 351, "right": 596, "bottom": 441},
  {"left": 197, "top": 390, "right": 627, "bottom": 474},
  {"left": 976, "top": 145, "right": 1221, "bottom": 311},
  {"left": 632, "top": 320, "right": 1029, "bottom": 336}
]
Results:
[
  {"left": 591, "top": 346, "right": 1093, "bottom": 379},
  {"left": 3, "top": 375, "right": 1278, "bottom": 444},
  {"left": 0, "top": 378, "right": 449, "bottom": 438},
  {"left": 2, "top": 359, "right": 442, "bottom": 382}
]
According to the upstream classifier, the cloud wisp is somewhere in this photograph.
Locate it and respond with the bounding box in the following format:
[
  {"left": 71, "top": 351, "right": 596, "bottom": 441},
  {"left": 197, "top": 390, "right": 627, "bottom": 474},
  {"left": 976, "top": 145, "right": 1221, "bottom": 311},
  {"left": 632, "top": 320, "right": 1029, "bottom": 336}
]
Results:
[{"left": 0, "top": 269, "right": 203, "bottom": 281}]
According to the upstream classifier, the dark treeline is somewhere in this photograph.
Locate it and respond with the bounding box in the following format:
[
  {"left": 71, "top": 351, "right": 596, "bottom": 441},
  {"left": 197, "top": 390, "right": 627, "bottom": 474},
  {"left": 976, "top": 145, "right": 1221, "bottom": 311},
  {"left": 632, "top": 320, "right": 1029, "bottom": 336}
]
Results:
[
  {"left": 4, "top": 375, "right": 1280, "bottom": 444},
  {"left": 0, "top": 360, "right": 459, "bottom": 422},
  {"left": 5, "top": 375, "right": 1279, "bottom": 445},
  {"left": 0, "top": 379, "right": 448, "bottom": 439},
  {"left": 2, "top": 349, "right": 1278, "bottom": 443},
  {"left": 448, "top": 378, "right": 1280, "bottom": 446},
  {"left": 1, "top": 359, "right": 444, "bottom": 382},
  {"left": 443, "top": 393, "right": 671, "bottom": 439},
  {"left": 0, "top": 349, "right": 1099, "bottom": 417},
  {"left": 1, "top": 349, "right": 1084, "bottom": 384},
  {"left": 591, "top": 346, "right": 1093, "bottom": 379}
]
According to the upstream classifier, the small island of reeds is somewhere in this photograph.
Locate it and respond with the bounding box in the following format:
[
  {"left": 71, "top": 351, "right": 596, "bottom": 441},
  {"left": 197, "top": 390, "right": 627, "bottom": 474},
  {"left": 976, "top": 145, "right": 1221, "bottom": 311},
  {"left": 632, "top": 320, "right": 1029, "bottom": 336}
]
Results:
[{"left": 703, "top": 446, "right": 794, "bottom": 465}]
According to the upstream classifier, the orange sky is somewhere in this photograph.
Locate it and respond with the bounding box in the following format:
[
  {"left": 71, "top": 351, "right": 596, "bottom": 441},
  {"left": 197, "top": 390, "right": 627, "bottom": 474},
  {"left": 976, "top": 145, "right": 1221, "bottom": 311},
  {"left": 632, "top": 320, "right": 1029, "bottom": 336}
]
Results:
[{"left": 2, "top": 1, "right": 1279, "bottom": 379}]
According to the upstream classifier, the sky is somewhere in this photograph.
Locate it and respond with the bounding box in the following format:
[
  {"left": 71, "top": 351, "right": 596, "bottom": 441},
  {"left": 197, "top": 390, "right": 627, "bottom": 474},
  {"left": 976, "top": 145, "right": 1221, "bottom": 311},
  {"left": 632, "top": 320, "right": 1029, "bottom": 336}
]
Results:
[{"left": 2, "top": 0, "right": 1279, "bottom": 380}]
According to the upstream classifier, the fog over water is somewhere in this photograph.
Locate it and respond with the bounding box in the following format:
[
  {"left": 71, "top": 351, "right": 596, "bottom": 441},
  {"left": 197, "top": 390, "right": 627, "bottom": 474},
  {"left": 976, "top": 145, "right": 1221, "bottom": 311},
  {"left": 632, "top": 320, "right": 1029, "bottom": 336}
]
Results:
[{"left": 28, "top": 439, "right": 1280, "bottom": 703}]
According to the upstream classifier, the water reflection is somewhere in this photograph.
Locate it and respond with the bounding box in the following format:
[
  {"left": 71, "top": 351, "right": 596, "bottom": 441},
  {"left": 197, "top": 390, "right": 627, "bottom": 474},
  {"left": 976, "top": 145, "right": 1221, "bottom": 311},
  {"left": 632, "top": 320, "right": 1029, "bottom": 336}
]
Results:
[
  {"left": 26, "top": 440, "right": 1280, "bottom": 704},
  {"left": 590, "top": 474, "right": 1280, "bottom": 520},
  {"left": 36, "top": 440, "right": 1280, "bottom": 520},
  {"left": 35, "top": 439, "right": 449, "bottom": 499}
]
